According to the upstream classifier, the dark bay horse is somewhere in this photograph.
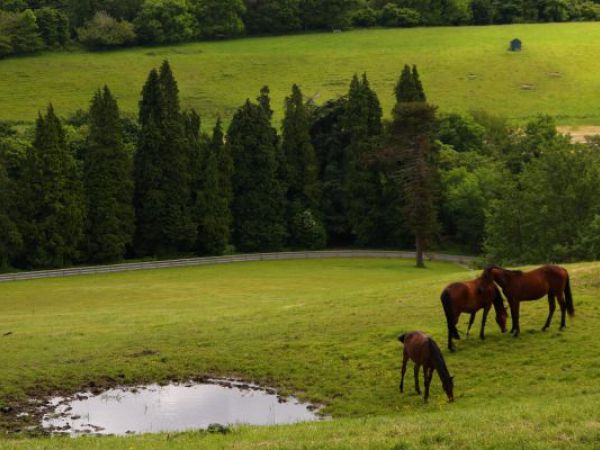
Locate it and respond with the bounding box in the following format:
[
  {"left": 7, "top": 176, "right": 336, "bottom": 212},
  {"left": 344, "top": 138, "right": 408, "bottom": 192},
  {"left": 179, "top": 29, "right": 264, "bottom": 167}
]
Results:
[
  {"left": 483, "top": 265, "right": 574, "bottom": 337},
  {"left": 398, "top": 331, "right": 454, "bottom": 402},
  {"left": 440, "top": 274, "right": 508, "bottom": 352}
]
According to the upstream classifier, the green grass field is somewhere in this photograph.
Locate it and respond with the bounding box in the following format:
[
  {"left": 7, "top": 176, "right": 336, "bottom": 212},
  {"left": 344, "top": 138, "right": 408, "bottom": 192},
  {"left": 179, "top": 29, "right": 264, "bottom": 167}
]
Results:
[
  {"left": 1, "top": 23, "right": 600, "bottom": 126},
  {"left": 1, "top": 258, "right": 599, "bottom": 449}
]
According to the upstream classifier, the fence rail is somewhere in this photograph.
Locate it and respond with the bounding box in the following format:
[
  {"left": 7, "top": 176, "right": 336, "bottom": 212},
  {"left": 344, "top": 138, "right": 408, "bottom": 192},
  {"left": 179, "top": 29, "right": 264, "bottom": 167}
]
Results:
[{"left": 0, "top": 250, "right": 476, "bottom": 282}]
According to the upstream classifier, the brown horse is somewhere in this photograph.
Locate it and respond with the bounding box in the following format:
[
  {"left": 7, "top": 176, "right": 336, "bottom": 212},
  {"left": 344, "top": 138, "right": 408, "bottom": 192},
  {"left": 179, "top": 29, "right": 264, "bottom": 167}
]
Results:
[
  {"left": 441, "top": 273, "right": 508, "bottom": 352},
  {"left": 483, "top": 265, "right": 574, "bottom": 337},
  {"left": 398, "top": 331, "right": 454, "bottom": 402}
]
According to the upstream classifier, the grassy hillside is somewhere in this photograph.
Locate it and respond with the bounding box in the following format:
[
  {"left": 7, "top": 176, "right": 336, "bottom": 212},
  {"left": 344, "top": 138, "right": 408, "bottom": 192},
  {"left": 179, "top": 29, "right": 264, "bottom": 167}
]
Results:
[
  {"left": 1, "top": 23, "right": 600, "bottom": 126},
  {"left": 1, "top": 258, "right": 599, "bottom": 448}
]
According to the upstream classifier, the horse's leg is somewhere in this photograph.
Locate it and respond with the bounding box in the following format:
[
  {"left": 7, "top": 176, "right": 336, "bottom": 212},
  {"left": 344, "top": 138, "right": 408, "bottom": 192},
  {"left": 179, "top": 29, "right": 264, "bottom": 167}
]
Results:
[
  {"left": 424, "top": 367, "right": 433, "bottom": 402},
  {"left": 557, "top": 291, "right": 567, "bottom": 330},
  {"left": 509, "top": 299, "right": 520, "bottom": 337},
  {"left": 542, "top": 293, "right": 556, "bottom": 331},
  {"left": 448, "top": 313, "right": 458, "bottom": 352},
  {"left": 466, "top": 312, "right": 476, "bottom": 338},
  {"left": 400, "top": 354, "right": 408, "bottom": 393},
  {"left": 480, "top": 304, "right": 490, "bottom": 340},
  {"left": 414, "top": 365, "right": 421, "bottom": 395}
]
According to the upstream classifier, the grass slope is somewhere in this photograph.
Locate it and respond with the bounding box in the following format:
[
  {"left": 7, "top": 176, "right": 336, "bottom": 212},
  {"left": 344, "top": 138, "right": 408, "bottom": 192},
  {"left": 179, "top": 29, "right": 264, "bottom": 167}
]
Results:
[
  {"left": 1, "top": 258, "right": 599, "bottom": 448},
  {"left": 1, "top": 23, "right": 600, "bottom": 125}
]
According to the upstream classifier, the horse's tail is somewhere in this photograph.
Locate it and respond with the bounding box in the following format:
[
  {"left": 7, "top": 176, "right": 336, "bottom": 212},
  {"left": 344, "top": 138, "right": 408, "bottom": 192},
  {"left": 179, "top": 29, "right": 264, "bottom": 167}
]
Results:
[
  {"left": 565, "top": 275, "right": 575, "bottom": 317},
  {"left": 441, "top": 289, "right": 460, "bottom": 340},
  {"left": 428, "top": 338, "right": 453, "bottom": 391}
]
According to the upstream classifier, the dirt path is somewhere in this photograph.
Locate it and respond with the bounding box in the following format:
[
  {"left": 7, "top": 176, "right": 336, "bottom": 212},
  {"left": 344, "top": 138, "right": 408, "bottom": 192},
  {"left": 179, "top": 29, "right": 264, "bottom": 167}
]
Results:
[{"left": 558, "top": 126, "right": 600, "bottom": 143}]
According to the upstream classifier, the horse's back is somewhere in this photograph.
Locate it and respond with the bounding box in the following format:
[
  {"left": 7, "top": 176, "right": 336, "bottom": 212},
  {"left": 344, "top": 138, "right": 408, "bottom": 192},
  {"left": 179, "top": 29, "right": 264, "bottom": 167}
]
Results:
[
  {"left": 401, "top": 331, "right": 434, "bottom": 367},
  {"left": 444, "top": 279, "right": 485, "bottom": 312}
]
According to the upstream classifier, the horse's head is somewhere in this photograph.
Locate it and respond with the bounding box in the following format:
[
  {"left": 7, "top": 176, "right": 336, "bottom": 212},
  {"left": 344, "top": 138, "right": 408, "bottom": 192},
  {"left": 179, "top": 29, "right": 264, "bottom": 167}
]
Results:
[
  {"left": 495, "top": 307, "right": 508, "bottom": 333},
  {"left": 444, "top": 376, "right": 455, "bottom": 402}
]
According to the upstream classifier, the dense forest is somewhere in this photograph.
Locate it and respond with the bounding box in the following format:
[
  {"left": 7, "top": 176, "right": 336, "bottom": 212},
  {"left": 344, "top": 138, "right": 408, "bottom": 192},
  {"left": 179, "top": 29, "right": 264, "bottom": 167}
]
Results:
[
  {"left": 1, "top": 61, "right": 599, "bottom": 270},
  {"left": 1, "top": 0, "right": 599, "bottom": 57}
]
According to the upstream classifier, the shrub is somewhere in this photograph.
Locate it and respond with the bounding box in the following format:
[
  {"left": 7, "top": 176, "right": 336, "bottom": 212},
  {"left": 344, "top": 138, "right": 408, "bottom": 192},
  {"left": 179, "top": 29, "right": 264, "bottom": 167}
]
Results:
[
  {"left": 78, "top": 12, "right": 136, "bottom": 49},
  {"left": 379, "top": 4, "right": 421, "bottom": 28},
  {"left": 352, "top": 7, "right": 377, "bottom": 27},
  {"left": 290, "top": 210, "right": 327, "bottom": 250}
]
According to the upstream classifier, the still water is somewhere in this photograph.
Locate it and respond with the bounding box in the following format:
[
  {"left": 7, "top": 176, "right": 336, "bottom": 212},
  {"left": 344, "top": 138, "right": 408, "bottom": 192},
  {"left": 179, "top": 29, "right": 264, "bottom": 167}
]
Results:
[{"left": 42, "top": 379, "right": 323, "bottom": 436}]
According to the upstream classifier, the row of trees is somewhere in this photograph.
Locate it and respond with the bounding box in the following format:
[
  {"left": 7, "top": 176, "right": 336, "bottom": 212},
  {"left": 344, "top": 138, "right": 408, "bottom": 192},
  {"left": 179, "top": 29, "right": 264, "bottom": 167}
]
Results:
[
  {"left": 2, "top": 61, "right": 600, "bottom": 269},
  {"left": 2, "top": 0, "right": 599, "bottom": 55}
]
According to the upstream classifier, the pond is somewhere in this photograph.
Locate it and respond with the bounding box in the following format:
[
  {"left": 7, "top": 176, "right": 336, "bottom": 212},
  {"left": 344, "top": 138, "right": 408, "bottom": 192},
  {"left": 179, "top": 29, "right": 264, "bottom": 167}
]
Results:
[{"left": 42, "top": 379, "right": 324, "bottom": 436}]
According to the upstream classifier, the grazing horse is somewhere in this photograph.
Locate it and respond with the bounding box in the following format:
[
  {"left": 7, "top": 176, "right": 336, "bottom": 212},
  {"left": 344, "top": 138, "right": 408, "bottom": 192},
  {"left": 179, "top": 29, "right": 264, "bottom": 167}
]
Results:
[
  {"left": 440, "top": 274, "right": 508, "bottom": 352},
  {"left": 398, "top": 331, "right": 454, "bottom": 402},
  {"left": 483, "top": 265, "right": 574, "bottom": 337}
]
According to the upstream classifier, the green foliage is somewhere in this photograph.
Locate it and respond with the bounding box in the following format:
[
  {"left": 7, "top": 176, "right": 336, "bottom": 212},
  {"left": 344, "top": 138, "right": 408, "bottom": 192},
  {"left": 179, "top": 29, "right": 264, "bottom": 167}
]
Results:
[
  {"left": 193, "top": 0, "right": 245, "bottom": 38},
  {"left": 78, "top": 11, "right": 136, "bottom": 49},
  {"left": 394, "top": 64, "right": 426, "bottom": 103},
  {"left": 228, "top": 95, "right": 286, "bottom": 252},
  {"left": 18, "top": 104, "right": 85, "bottom": 268},
  {"left": 0, "top": 9, "right": 43, "bottom": 56},
  {"left": 0, "top": 157, "right": 22, "bottom": 268},
  {"left": 437, "top": 113, "right": 485, "bottom": 153},
  {"left": 289, "top": 209, "right": 327, "bottom": 249},
  {"left": 134, "top": 0, "right": 197, "bottom": 44},
  {"left": 244, "top": 0, "right": 302, "bottom": 33},
  {"left": 195, "top": 119, "right": 233, "bottom": 255},
  {"left": 134, "top": 61, "right": 196, "bottom": 256},
  {"left": 485, "top": 133, "right": 600, "bottom": 264},
  {"left": 379, "top": 4, "right": 421, "bottom": 27},
  {"left": 281, "top": 84, "right": 322, "bottom": 247},
  {"left": 35, "top": 7, "right": 70, "bottom": 47},
  {"left": 83, "top": 87, "right": 134, "bottom": 263}
]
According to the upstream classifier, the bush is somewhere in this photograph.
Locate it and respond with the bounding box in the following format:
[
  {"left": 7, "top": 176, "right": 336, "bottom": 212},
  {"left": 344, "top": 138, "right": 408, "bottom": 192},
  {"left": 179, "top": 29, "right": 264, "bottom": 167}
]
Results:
[
  {"left": 379, "top": 4, "right": 421, "bottom": 28},
  {"left": 352, "top": 7, "right": 377, "bottom": 27},
  {"left": 290, "top": 209, "right": 327, "bottom": 250},
  {"left": 78, "top": 12, "right": 136, "bottom": 49}
]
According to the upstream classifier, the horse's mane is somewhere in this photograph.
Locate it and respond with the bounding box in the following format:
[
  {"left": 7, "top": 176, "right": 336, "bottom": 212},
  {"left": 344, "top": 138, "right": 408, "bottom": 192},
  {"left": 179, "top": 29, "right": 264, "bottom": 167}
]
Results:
[
  {"left": 490, "top": 284, "right": 507, "bottom": 315},
  {"left": 427, "top": 338, "right": 452, "bottom": 388},
  {"left": 486, "top": 265, "right": 523, "bottom": 276}
]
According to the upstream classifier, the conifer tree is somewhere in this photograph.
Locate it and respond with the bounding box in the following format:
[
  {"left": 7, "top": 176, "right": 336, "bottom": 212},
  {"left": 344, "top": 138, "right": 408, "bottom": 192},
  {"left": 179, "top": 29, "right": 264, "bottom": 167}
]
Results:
[
  {"left": 228, "top": 97, "right": 286, "bottom": 252},
  {"left": 383, "top": 66, "right": 438, "bottom": 267},
  {"left": 196, "top": 120, "right": 232, "bottom": 255},
  {"left": 134, "top": 61, "right": 196, "bottom": 256},
  {"left": 344, "top": 74, "right": 386, "bottom": 246},
  {"left": 395, "top": 64, "right": 422, "bottom": 103},
  {"left": 83, "top": 86, "right": 134, "bottom": 263},
  {"left": 0, "top": 158, "right": 21, "bottom": 268},
  {"left": 412, "top": 65, "right": 426, "bottom": 102},
  {"left": 20, "top": 104, "right": 85, "bottom": 268},
  {"left": 281, "top": 84, "right": 325, "bottom": 248}
]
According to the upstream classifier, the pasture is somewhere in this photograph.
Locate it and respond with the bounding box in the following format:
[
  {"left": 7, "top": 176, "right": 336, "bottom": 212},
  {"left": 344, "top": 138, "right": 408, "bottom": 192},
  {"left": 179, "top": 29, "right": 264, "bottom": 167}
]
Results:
[
  {"left": 1, "top": 23, "right": 600, "bottom": 126},
  {"left": 1, "top": 258, "right": 599, "bottom": 449}
]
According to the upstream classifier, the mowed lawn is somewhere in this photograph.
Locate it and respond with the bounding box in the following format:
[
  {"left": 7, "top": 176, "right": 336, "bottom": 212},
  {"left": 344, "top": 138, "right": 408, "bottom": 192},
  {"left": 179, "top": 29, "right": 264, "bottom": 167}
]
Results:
[
  {"left": 0, "top": 258, "right": 599, "bottom": 449},
  {"left": 1, "top": 23, "right": 600, "bottom": 126}
]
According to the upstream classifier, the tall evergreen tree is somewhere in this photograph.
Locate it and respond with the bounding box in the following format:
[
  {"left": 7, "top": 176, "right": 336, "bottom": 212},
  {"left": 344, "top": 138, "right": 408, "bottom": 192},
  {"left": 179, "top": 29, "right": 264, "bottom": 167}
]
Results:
[
  {"left": 0, "top": 157, "right": 21, "bottom": 268},
  {"left": 134, "top": 61, "right": 196, "bottom": 256},
  {"left": 394, "top": 64, "right": 425, "bottom": 103},
  {"left": 83, "top": 86, "right": 134, "bottom": 263},
  {"left": 382, "top": 67, "right": 438, "bottom": 267},
  {"left": 281, "top": 84, "right": 325, "bottom": 248},
  {"left": 228, "top": 97, "right": 286, "bottom": 252},
  {"left": 196, "top": 119, "right": 233, "bottom": 255},
  {"left": 19, "top": 104, "right": 85, "bottom": 268}
]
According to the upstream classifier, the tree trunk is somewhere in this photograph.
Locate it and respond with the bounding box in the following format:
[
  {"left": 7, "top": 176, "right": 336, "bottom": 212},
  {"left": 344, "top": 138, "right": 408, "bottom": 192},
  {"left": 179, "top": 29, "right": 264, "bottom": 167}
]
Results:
[{"left": 416, "top": 235, "right": 425, "bottom": 268}]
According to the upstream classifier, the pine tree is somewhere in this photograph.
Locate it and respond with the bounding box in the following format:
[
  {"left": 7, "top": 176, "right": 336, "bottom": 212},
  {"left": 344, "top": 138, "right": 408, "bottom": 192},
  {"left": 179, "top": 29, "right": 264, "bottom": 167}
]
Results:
[
  {"left": 344, "top": 74, "right": 385, "bottom": 246},
  {"left": 83, "top": 86, "right": 134, "bottom": 263},
  {"left": 134, "top": 61, "right": 196, "bottom": 256},
  {"left": 228, "top": 97, "right": 286, "bottom": 252},
  {"left": 196, "top": 120, "right": 232, "bottom": 255},
  {"left": 20, "top": 104, "right": 85, "bottom": 268},
  {"left": 412, "top": 65, "right": 426, "bottom": 102},
  {"left": 0, "top": 157, "right": 21, "bottom": 268},
  {"left": 383, "top": 67, "right": 438, "bottom": 267},
  {"left": 395, "top": 64, "right": 421, "bottom": 103},
  {"left": 281, "top": 84, "right": 325, "bottom": 248}
]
